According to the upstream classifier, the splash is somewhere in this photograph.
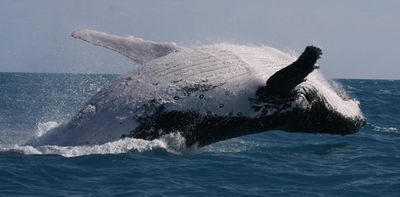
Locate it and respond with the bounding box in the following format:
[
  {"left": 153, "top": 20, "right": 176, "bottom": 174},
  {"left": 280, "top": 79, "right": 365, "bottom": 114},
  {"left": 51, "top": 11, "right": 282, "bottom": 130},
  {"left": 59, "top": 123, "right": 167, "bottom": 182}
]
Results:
[
  {"left": 329, "top": 80, "right": 350, "bottom": 100},
  {"left": 35, "top": 121, "right": 59, "bottom": 137},
  {"left": 0, "top": 132, "right": 187, "bottom": 157}
]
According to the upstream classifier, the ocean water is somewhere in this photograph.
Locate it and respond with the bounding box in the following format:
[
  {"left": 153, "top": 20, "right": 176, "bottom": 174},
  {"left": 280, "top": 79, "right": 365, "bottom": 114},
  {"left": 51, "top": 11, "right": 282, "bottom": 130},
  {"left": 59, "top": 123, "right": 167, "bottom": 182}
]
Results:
[{"left": 0, "top": 72, "right": 399, "bottom": 196}]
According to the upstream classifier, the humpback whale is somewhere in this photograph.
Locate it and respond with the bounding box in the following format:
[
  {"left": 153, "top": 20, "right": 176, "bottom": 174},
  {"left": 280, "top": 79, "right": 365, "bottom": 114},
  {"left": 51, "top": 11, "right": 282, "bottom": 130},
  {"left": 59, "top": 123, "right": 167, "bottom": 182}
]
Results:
[{"left": 27, "top": 30, "right": 366, "bottom": 147}]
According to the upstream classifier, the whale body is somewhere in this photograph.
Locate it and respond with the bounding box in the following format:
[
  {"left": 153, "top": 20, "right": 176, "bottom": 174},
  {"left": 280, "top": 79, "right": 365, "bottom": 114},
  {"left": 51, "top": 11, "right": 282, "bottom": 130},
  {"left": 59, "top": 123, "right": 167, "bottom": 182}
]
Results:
[{"left": 28, "top": 30, "right": 366, "bottom": 147}]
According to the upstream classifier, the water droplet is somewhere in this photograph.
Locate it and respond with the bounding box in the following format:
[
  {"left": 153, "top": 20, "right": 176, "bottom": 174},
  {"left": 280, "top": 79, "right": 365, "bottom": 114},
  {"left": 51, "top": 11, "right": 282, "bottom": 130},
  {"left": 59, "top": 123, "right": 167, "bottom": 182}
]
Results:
[
  {"left": 199, "top": 94, "right": 204, "bottom": 99},
  {"left": 174, "top": 96, "right": 180, "bottom": 100},
  {"left": 219, "top": 103, "right": 224, "bottom": 108}
]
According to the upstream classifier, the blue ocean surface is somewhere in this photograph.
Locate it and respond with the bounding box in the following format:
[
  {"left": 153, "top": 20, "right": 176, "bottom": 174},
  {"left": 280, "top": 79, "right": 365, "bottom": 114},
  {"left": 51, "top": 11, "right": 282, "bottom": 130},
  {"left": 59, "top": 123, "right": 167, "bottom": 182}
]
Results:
[{"left": 0, "top": 72, "right": 399, "bottom": 196}]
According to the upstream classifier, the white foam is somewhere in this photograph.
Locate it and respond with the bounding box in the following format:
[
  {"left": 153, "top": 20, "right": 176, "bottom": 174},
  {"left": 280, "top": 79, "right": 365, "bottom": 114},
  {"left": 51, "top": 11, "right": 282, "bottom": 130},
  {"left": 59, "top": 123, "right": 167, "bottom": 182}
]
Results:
[
  {"left": 0, "top": 132, "right": 187, "bottom": 157},
  {"left": 202, "top": 138, "right": 258, "bottom": 153},
  {"left": 369, "top": 123, "right": 399, "bottom": 134}
]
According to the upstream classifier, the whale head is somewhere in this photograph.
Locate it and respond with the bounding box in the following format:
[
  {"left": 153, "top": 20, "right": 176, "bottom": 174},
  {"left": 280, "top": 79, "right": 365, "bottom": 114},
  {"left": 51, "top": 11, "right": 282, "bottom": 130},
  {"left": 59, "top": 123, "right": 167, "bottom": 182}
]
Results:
[{"left": 254, "top": 46, "right": 366, "bottom": 136}]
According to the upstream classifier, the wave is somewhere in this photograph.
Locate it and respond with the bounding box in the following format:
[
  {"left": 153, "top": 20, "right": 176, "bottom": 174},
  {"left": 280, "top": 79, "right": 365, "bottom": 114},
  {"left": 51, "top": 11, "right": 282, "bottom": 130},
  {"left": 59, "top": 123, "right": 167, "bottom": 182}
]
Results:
[
  {"left": 0, "top": 121, "right": 188, "bottom": 157},
  {"left": 0, "top": 132, "right": 186, "bottom": 157},
  {"left": 1, "top": 120, "right": 257, "bottom": 157},
  {"left": 367, "top": 123, "right": 399, "bottom": 134},
  {"left": 202, "top": 138, "right": 257, "bottom": 153},
  {"left": 0, "top": 120, "right": 253, "bottom": 157}
]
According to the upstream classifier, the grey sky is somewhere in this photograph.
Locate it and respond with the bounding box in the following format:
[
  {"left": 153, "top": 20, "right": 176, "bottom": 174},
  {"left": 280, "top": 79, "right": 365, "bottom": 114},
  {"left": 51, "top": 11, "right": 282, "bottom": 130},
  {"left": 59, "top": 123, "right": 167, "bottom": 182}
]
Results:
[{"left": 0, "top": 0, "right": 399, "bottom": 79}]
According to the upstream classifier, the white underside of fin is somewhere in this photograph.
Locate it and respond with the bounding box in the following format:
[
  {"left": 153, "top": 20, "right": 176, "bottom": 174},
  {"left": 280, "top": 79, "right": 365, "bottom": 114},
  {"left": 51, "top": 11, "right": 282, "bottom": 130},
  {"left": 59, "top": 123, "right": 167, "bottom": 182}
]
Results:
[{"left": 71, "top": 29, "right": 181, "bottom": 64}]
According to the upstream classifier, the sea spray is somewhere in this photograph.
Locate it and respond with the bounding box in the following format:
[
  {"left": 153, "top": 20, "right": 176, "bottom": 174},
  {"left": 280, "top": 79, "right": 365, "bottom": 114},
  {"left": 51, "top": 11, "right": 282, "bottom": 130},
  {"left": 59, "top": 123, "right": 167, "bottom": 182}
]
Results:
[
  {"left": 35, "top": 121, "right": 59, "bottom": 137},
  {"left": 0, "top": 132, "right": 189, "bottom": 157}
]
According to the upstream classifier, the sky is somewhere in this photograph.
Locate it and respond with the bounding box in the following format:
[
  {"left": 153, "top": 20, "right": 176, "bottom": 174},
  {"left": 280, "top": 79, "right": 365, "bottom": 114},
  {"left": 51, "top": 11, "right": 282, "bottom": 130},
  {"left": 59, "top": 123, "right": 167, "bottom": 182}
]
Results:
[{"left": 0, "top": 0, "right": 399, "bottom": 79}]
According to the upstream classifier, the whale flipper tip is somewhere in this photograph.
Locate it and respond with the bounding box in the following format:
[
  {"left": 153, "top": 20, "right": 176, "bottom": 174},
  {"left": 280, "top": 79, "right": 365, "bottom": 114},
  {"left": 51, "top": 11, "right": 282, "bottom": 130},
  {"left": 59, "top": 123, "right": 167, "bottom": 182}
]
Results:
[
  {"left": 258, "top": 45, "right": 323, "bottom": 97},
  {"left": 303, "top": 45, "right": 322, "bottom": 61}
]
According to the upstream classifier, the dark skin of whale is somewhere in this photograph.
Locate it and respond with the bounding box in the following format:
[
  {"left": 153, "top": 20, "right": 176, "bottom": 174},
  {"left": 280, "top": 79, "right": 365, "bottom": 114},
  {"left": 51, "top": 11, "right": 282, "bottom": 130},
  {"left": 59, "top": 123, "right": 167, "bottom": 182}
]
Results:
[{"left": 127, "top": 46, "right": 366, "bottom": 147}]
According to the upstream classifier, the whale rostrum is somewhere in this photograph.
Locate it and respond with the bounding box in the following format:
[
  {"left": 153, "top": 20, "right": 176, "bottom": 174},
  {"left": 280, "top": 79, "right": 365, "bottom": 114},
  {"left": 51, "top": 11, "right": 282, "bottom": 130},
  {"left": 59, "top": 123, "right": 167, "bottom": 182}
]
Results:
[{"left": 27, "top": 30, "right": 366, "bottom": 147}]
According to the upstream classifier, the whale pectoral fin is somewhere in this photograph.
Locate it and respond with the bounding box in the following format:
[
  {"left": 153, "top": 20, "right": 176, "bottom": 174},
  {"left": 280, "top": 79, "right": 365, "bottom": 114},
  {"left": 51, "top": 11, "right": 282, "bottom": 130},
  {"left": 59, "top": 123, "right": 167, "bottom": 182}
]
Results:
[
  {"left": 71, "top": 29, "right": 181, "bottom": 65},
  {"left": 263, "top": 46, "right": 322, "bottom": 95}
]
